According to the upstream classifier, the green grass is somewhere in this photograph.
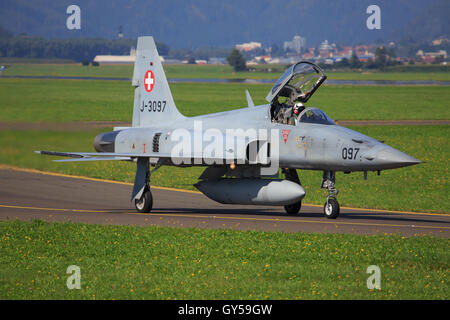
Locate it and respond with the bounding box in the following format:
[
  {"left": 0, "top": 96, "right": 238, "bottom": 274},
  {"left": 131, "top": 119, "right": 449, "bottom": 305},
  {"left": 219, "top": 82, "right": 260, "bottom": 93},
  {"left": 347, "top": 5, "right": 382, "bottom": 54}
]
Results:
[
  {"left": 0, "top": 219, "right": 448, "bottom": 299},
  {"left": 0, "top": 79, "right": 134, "bottom": 123},
  {"left": 0, "top": 125, "right": 448, "bottom": 213},
  {"left": 2, "top": 63, "right": 450, "bottom": 81},
  {"left": 1, "top": 79, "right": 450, "bottom": 122},
  {"left": 326, "top": 71, "right": 450, "bottom": 82},
  {"left": 308, "top": 85, "right": 450, "bottom": 121},
  {"left": 166, "top": 64, "right": 281, "bottom": 80},
  {"left": 0, "top": 57, "right": 76, "bottom": 64},
  {"left": 2, "top": 64, "right": 134, "bottom": 78}
]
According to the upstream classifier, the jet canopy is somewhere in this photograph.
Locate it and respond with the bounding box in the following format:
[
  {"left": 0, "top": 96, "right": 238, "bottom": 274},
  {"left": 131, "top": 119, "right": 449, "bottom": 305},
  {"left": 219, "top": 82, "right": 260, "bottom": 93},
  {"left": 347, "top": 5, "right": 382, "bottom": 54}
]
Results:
[
  {"left": 266, "top": 61, "right": 326, "bottom": 105},
  {"left": 298, "top": 107, "right": 336, "bottom": 125}
]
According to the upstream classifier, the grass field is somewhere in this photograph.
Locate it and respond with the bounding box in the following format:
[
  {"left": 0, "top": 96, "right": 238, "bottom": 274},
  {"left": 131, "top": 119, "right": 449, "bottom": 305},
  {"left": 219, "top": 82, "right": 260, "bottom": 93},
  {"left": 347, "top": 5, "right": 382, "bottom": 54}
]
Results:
[
  {"left": 326, "top": 71, "right": 450, "bottom": 82},
  {"left": 1, "top": 79, "right": 450, "bottom": 122},
  {"left": 0, "top": 71, "right": 448, "bottom": 301},
  {"left": 0, "top": 125, "right": 448, "bottom": 213},
  {"left": 0, "top": 219, "right": 448, "bottom": 299},
  {"left": 2, "top": 63, "right": 450, "bottom": 81}
]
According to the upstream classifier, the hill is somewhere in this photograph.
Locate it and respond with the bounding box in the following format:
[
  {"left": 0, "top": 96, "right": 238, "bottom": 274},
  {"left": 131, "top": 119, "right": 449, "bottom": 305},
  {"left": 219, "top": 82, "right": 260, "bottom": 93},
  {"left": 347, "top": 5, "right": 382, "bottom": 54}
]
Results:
[{"left": 0, "top": 0, "right": 449, "bottom": 48}]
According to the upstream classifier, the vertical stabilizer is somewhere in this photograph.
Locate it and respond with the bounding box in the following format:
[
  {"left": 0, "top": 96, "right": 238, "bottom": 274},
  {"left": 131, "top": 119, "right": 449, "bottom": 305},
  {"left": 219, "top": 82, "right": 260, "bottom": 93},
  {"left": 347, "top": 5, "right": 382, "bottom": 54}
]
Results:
[{"left": 131, "top": 36, "right": 184, "bottom": 127}]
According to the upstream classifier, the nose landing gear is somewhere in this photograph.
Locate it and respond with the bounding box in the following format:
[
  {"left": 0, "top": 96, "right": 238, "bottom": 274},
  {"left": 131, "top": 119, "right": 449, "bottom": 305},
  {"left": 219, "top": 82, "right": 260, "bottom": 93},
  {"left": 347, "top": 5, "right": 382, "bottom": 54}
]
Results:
[{"left": 322, "top": 171, "right": 340, "bottom": 219}]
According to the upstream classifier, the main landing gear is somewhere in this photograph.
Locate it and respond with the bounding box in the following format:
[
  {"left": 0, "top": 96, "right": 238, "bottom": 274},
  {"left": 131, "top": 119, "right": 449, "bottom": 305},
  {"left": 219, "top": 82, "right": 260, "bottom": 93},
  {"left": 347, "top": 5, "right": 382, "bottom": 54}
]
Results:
[
  {"left": 134, "top": 164, "right": 153, "bottom": 213},
  {"left": 135, "top": 188, "right": 153, "bottom": 213},
  {"left": 133, "top": 158, "right": 161, "bottom": 213},
  {"left": 282, "top": 168, "right": 302, "bottom": 215},
  {"left": 321, "top": 171, "right": 340, "bottom": 219}
]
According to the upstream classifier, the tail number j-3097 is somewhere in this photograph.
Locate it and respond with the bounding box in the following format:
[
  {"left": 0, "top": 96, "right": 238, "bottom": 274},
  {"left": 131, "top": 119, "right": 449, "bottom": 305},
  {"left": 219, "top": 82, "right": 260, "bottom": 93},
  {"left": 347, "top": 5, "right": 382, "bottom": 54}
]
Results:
[
  {"left": 140, "top": 100, "right": 166, "bottom": 112},
  {"left": 342, "top": 147, "right": 360, "bottom": 160}
]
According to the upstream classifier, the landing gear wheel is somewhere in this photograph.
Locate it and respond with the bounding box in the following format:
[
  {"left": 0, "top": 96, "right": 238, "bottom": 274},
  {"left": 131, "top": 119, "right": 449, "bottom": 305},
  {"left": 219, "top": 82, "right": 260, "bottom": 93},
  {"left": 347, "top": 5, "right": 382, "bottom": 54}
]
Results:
[
  {"left": 284, "top": 201, "right": 302, "bottom": 215},
  {"left": 324, "top": 198, "right": 340, "bottom": 219},
  {"left": 135, "top": 190, "right": 153, "bottom": 213}
]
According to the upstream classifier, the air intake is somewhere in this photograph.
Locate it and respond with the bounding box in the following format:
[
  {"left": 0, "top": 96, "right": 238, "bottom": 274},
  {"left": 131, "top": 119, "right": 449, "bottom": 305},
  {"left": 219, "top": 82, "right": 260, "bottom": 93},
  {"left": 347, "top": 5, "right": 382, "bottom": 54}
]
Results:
[{"left": 152, "top": 133, "right": 161, "bottom": 152}]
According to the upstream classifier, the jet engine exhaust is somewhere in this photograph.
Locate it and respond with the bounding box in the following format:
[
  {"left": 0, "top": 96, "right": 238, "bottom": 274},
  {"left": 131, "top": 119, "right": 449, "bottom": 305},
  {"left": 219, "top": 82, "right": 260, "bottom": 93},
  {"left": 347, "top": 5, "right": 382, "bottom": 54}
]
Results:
[{"left": 93, "top": 131, "right": 121, "bottom": 153}]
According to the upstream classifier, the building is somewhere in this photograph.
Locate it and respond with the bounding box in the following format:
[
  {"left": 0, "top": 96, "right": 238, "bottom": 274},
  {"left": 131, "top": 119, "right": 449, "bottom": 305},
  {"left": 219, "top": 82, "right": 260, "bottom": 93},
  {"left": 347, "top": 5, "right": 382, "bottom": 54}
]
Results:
[
  {"left": 208, "top": 57, "right": 226, "bottom": 65},
  {"left": 283, "top": 35, "right": 306, "bottom": 53},
  {"left": 235, "top": 42, "right": 262, "bottom": 52},
  {"left": 93, "top": 47, "right": 165, "bottom": 64},
  {"left": 432, "top": 37, "right": 450, "bottom": 46},
  {"left": 416, "top": 50, "right": 447, "bottom": 63},
  {"left": 356, "top": 53, "right": 375, "bottom": 62},
  {"left": 253, "top": 55, "right": 271, "bottom": 64},
  {"left": 319, "top": 40, "right": 334, "bottom": 58},
  {"left": 302, "top": 48, "right": 316, "bottom": 60}
]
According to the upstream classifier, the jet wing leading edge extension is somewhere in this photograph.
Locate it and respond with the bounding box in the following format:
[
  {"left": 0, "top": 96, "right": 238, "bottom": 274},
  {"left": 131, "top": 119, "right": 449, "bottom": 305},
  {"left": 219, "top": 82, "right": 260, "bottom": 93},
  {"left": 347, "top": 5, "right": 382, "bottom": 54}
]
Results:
[{"left": 36, "top": 36, "right": 421, "bottom": 219}]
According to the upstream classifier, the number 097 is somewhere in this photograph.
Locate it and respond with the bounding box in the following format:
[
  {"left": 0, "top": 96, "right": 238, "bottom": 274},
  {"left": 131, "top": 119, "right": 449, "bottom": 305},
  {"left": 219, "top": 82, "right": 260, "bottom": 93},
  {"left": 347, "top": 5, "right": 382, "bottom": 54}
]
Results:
[{"left": 342, "top": 147, "right": 359, "bottom": 160}]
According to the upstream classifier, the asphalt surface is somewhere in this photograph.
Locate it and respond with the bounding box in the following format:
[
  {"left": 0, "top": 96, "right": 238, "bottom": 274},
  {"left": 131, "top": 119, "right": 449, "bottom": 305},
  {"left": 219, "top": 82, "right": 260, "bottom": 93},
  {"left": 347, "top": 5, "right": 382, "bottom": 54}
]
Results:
[{"left": 0, "top": 167, "right": 449, "bottom": 237}]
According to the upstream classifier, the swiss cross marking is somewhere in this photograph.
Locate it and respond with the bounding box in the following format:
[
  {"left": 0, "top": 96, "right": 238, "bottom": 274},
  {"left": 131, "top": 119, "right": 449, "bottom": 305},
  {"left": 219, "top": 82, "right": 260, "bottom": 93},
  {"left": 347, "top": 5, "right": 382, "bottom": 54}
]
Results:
[{"left": 144, "top": 70, "right": 155, "bottom": 92}]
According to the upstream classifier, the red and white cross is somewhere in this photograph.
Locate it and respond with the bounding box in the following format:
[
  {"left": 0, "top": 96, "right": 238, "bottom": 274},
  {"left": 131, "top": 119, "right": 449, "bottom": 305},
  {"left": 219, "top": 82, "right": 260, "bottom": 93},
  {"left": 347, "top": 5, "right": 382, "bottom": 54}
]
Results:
[{"left": 144, "top": 70, "right": 155, "bottom": 92}]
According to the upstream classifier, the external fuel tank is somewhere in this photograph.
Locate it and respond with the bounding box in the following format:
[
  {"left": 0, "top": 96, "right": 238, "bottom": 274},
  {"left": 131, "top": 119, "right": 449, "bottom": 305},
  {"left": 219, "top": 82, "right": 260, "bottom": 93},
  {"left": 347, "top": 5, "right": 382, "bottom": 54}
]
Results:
[{"left": 194, "top": 179, "right": 305, "bottom": 206}]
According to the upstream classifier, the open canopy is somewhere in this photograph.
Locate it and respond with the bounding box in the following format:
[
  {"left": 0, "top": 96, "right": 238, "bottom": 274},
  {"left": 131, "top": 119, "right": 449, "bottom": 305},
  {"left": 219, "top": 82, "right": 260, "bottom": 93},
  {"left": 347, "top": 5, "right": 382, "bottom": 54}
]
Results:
[{"left": 266, "top": 61, "right": 326, "bottom": 104}]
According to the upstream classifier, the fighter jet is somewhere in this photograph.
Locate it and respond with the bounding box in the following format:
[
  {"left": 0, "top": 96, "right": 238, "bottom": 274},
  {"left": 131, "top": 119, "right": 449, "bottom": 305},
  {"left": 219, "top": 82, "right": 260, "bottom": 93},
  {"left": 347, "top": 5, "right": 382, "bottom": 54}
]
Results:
[{"left": 36, "top": 36, "right": 421, "bottom": 219}]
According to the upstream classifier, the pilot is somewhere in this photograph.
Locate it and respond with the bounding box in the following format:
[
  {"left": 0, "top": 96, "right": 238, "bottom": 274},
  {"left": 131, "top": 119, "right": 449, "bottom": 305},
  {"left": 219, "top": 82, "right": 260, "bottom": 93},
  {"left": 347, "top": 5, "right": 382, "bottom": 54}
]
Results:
[
  {"left": 293, "top": 103, "right": 305, "bottom": 116},
  {"left": 287, "top": 103, "right": 305, "bottom": 125}
]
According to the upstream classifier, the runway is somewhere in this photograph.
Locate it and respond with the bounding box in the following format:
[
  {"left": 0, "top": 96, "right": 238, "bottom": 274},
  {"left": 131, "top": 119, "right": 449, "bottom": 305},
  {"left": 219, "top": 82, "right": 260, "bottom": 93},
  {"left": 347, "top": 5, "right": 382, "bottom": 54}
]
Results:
[{"left": 0, "top": 166, "right": 449, "bottom": 237}]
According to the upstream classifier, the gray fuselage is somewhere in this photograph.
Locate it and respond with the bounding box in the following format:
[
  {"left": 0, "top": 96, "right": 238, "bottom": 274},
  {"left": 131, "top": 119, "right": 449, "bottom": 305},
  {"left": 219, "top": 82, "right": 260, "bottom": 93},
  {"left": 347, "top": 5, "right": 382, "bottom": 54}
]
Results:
[{"left": 108, "top": 104, "right": 419, "bottom": 172}]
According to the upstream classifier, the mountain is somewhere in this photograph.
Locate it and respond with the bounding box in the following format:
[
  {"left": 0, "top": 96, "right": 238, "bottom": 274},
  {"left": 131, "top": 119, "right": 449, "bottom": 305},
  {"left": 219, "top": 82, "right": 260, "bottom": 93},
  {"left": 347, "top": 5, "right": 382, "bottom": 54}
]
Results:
[{"left": 1, "top": 0, "right": 449, "bottom": 48}]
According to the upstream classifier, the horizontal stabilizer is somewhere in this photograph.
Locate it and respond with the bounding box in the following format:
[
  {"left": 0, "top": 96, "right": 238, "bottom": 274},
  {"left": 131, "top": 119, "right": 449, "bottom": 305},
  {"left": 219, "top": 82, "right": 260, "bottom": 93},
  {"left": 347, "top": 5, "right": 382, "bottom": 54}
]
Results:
[
  {"left": 53, "top": 157, "right": 132, "bottom": 162},
  {"left": 36, "top": 151, "right": 84, "bottom": 158}
]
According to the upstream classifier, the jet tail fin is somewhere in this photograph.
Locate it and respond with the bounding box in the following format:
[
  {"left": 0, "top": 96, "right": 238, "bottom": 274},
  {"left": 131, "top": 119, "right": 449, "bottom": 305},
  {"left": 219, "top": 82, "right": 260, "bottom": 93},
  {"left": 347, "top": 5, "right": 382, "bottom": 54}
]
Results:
[{"left": 131, "top": 36, "right": 184, "bottom": 127}]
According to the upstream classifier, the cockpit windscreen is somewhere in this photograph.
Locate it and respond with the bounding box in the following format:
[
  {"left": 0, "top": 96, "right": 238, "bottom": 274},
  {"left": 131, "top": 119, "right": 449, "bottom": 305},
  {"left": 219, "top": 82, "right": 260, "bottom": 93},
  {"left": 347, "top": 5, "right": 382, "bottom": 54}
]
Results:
[{"left": 298, "top": 108, "right": 336, "bottom": 125}]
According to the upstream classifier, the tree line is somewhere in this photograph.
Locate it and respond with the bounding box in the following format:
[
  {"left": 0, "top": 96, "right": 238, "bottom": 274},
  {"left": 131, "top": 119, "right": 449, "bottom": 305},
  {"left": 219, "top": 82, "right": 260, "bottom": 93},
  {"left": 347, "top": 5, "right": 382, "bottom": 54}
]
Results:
[
  {"left": 0, "top": 36, "right": 233, "bottom": 63},
  {"left": 0, "top": 32, "right": 169, "bottom": 62}
]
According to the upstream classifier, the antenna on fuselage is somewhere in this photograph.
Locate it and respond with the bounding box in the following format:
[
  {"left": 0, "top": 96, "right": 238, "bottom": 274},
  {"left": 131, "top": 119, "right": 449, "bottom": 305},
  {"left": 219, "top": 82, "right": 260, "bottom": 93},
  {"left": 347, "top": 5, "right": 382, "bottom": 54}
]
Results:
[{"left": 245, "top": 90, "right": 255, "bottom": 108}]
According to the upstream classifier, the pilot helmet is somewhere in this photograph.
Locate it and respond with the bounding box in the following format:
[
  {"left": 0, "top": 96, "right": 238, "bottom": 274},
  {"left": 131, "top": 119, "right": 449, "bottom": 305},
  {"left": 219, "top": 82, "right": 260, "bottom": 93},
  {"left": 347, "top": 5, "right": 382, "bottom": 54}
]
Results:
[{"left": 293, "top": 103, "right": 304, "bottom": 115}]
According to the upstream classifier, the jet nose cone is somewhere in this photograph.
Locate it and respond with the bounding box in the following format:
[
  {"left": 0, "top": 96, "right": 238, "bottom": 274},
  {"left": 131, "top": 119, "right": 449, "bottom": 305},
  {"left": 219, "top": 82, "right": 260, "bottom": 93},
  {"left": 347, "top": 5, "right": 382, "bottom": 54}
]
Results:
[{"left": 375, "top": 147, "right": 421, "bottom": 169}]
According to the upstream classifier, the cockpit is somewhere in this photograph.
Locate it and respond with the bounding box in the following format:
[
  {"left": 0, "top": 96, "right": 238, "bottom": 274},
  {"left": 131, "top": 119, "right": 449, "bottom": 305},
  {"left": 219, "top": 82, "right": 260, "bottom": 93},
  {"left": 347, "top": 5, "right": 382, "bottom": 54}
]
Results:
[{"left": 267, "top": 61, "right": 328, "bottom": 126}]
